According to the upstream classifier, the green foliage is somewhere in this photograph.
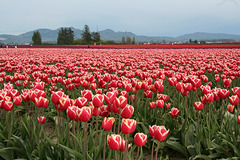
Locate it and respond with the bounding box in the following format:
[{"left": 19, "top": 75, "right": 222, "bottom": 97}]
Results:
[
  {"left": 81, "top": 25, "right": 92, "bottom": 44},
  {"left": 57, "top": 27, "right": 74, "bottom": 45},
  {"left": 32, "top": 31, "right": 42, "bottom": 45}
]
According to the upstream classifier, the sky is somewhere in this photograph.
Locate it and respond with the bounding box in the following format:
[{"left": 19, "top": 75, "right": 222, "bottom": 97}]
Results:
[{"left": 0, "top": 0, "right": 240, "bottom": 37}]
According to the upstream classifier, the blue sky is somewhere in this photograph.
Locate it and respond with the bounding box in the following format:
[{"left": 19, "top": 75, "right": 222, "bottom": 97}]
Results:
[{"left": 1, "top": 0, "right": 240, "bottom": 36}]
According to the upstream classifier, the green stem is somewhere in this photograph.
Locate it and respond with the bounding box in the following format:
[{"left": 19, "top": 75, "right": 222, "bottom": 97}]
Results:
[
  {"left": 151, "top": 139, "right": 155, "bottom": 160},
  {"left": 155, "top": 141, "right": 160, "bottom": 160}
]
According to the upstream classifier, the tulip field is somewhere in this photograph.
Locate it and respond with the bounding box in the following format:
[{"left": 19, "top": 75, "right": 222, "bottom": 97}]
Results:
[{"left": 0, "top": 47, "right": 240, "bottom": 160}]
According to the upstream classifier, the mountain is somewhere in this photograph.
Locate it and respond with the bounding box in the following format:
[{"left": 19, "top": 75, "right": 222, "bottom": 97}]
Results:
[{"left": 1, "top": 28, "right": 240, "bottom": 44}]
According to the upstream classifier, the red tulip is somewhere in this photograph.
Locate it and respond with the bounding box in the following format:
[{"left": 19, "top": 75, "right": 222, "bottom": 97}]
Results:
[
  {"left": 121, "top": 104, "right": 134, "bottom": 118},
  {"left": 102, "top": 117, "right": 115, "bottom": 131},
  {"left": 58, "top": 97, "right": 71, "bottom": 111},
  {"left": 125, "top": 83, "right": 132, "bottom": 92},
  {"left": 75, "top": 97, "right": 88, "bottom": 108},
  {"left": 51, "top": 91, "right": 65, "bottom": 105},
  {"left": 232, "top": 87, "right": 240, "bottom": 97},
  {"left": 156, "top": 100, "right": 164, "bottom": 108},
  {"left": 77, "top": 106, "right": 92, "bottom": 122},
  {"left": 227, "top": 104, "right": 234, "bottom": 113},
  {"left": 119, "top": 139, "right": 131, "bottom": 152},
  {"left": 13, "top": 96, "right": 22, "bottom": 106},
  {"left": 121, "top": 119, "right": 137, "bottom": 134},
  {"left": 183, "top": 83, "right": 192, "bottom": 91},
  {"left": 92, "top": 94, "right": 104, "bottom": 108},
  {"left": 37, "top": 116, "right": 46, "bottom": 124},
  {"left": 116, "top": 96, "right": 127, "bottom": 109},
  {"left": 149, "top": 102, "right": 156, "bottom": 109},
  {"left": 107, "top": 134, "right": 122, "bottom": 150},
  {"left": 169, "top": 107, "right": 180, "bottom": 117},
  {"left": 104, "top": 92, "right": 116, "bottom": 104},
  {"left": 229, "top": 95, "right": 239, "bottom": 106},
  {"left": 81, "top": 90, "right": 93, "bottom": 101},
  {"left": 218, "top": 89, "right": 230, "bottom": 99},
  {"left": 238, "top": 116, "right": 240, "bottom": 124},
  {"left": 3, "top": 101, "right": 13, "bottom": 111},
  {"left": 205, "top": 93, "right": 214, "bottom": 103},
  {"left": 165, "top": 103, "right": 171, "bottom": 109},
  {"left": 134, "top": 133, "right": 147, "bottom": 147},
  {"left": 176, "top": 82, "right": 183, "bottom": 92},
  {"left": 154, "top": 126, "right": 169, "bottom": 141},
  {"left": 149, "top": 125, "right": 158, "bottom": 137},
  {"left": 67, "top": 106, "right": 78, "bottom": 120},
  {"left": 120, "top": 91, "right": 129, "bottom": 98},
  {"left": 194, "top": 102, "right": 203, "bottom": 111},
  {"left": 223, "top": 78, "right": 231, "bottom": 86},
  {"left": 168, "top": 77, "right": 177, "bottom": 86}
]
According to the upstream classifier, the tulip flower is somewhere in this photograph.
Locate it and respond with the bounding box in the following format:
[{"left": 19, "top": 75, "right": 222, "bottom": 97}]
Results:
[
  {"left": 107, "top": 134, "right": 122, "bottom": 150},
  {"left": 37, "top": 116, "right": 46, "bottom": 124},
  {"left": 218, "top": 89, "right": 230, "bottom": 99},
  {"left": 3, "top": 101, "right": 13, "bottom": 111},
  {"left": 194, "top": 102, "right": 203, "bottom": 111},
  {"left": 77, "top": 106, "right": 92, "bottom": 122},
  {"left": 134, "top": 133, "right": 147, "bottom": 147},
  {"left": 102, "top": 117, "right": 115, "bottom": 131},
  {"left": 13, "top": 96, "right": 22, "bottom": 106},
  {"left": 134, "top": 133, "right": 147, "bottom": 160},
  {"left": 121, "top": 118, "right": 137, "bottom": 134},
  {"left": 115, "top": 96, "right": 127, "bottom": 109},
  {"left": 229, "top": 95, "right": 239, "bottom": 106},
  {"left": 92, "top": 94, "right": 104, "bottom": 108},
  {"left": 75, "top": 97, "right": 88, "bottom": 108},
  {"left": 149, "top": 102, "right": 156, "bottom": 109},
  {"left": 227, "top": 104, "right": 234, "bottom": 113},
  {"left": 67, "top": 105, "right": 78, "bottom": 120},
  {"left": 238, "top": 116, "right": 240, "bottom": 124},
  {"left": 232, "top": 87, "right": 240, "bottom": 97},
  {"left": 121, "top": 104, "right": 134, "bottom": 119},
  {"left": 81, "top": 90, "right": 93, "bottom": 101},
  {"left": 168, "top": 107, "right": 180, "bottom": 117},
  {"left": 154, "top": 126, "right": 169, "bottom": 159},
  {"left": 119, "top": 139, "right": 131, "bottom": 152}
]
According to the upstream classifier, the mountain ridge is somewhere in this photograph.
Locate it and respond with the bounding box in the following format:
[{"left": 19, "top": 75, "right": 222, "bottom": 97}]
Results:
[{"left": 1, "top": 27, "right": 240, "bottom": 44}]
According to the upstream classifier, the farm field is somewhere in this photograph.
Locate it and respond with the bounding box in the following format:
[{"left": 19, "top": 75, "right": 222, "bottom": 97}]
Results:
[{"left": 0, "top": 48, "right": 240, "bottom": 159}]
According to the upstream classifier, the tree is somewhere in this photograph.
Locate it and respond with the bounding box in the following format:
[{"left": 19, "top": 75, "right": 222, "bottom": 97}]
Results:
[
  {"left": 82, "top": 25, "right": 92, "bottom": 44},
  {"left": 132, "top": 36, "right": 135, "bottom": 44},
  {"left": 126, "top": 36, "right": 131, "bottom": 44},
  {"left": 32, "top": 31, "right": 42, "bottom": 45},
  {"left": 57, "top": 27, "right": 74, "bottom": 45},
  {"left": 92, "top": 32, "right": 101, "bottom": 42},
  {"left": 122, "top": 36, "right": 126, "bottom": 44}
]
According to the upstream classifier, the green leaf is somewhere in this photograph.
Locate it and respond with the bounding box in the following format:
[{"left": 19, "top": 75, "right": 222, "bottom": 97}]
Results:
[
  {"left": 194, "top": 154, "right": 211, "bottom": 160},
  {"left": 166, "top": 140, "right": 188, "bottom": 157},
  {"left": 58, "top": 144, "right": 84, "bottom": 159},
  {"left": 222, "top": 139, "right": 240, "bottom": 157},
  {"left": 0, "top": 148, "right": 13, "bottom": 160}
]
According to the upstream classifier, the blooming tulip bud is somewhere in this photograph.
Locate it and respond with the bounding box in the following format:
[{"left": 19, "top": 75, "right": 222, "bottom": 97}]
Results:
[
  {"left": 77, "top": 106, "right": 92, "bottom": 122},
  {"left": 67, "top": 106, "right": 78, "bottom": 120},
  {"left": 218, "top": 89, "right": 230, "bottom": 99},
  {"left": 156, "top": 100, "right": 164, "bottom": 108},
  {"left": 121, "top": 104, "right": 134, "bottom": 118},
  {"left": 13, "top": 96, "right": 22, "bottom": 106},
  {"left": 169, "top": 107, "right": 180, "bottom": 117},
  {"left": 104, "top": 92, "right": 116, "bottom": 104},
  {"left": 194, "top": 102, "right": 203, "bottom": 111},
  {"left": 119, "top": 139, "right": 131, "bottom": 152},
  {"left": 121, "top": 119, "right": 137, "bottom": 134},
  {"left": 227, "top": 104, "right": 234, "bottom": 113},
  {"left": 75, "top": 97, "right": 88, "bottom": 108},
  {"left": 4, "top": 101, "right": 13, "bottom": 111},
  {"left": 92, "top": 94, "right": 104, "bottom": 108},
  {"left": 107, "top": 134, "right": 122, "bottom": 150},
  {"left": 149, "top": 125, "right": 158, "bottom": 137},
  {"left": 154, "top": 126, "right": 169, "bottom": 141},
  {"left": 116, "top": 96, "right": 127, "bottom": 109},
  {"left": 102, "top": 117, "right": 115, "bottom": 131},
  {"left": 232, "top": 87, "right": 240, "bottom": 97},
  {"left": 81, "top": 90, "right": 93, "bottom": 102},
  {"left": 134, "top": 133, "right": 147, "bottom": 147},
  {"left": 149, "top": 102, "right": 156, "bottom": 109},
  {"left": 58, "top": 97, "right": 71, "bottom": 111},
  {"left": 229, "top": 95, "right": 239, "bottom": 106},
  {"left": 37, "top": 116, "right": 46, "bottom": 124}
]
